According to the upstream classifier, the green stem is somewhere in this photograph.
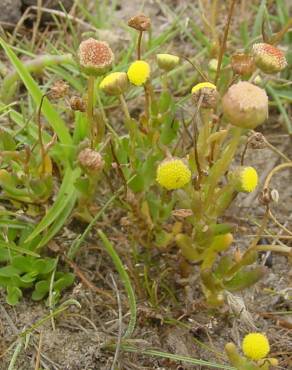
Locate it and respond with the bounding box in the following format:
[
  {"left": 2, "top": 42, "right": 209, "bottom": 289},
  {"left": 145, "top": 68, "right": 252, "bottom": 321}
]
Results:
[
  {"left": 87, "top": 75, "right": 96, "bottom": 148},
  {"left": 119, "top": 94, "right": 131, "bottom": 122},
  {"left": 98, "top": 230, "right": 137, "bottom": 338},
  {"left": 8, "top": 340, "right": 23, "bottom": 370},
  {"left": 204, "top": 127, "right": 242, "bottom": 208}
]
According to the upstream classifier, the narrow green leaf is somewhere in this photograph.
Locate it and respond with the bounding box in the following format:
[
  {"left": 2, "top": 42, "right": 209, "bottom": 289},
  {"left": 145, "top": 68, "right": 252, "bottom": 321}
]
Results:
[
  {"left": 116, "top": 345, "right": 236, "bottom": 369},
  {"left": 37, "top": 193, "right": 77, "bottom": 249},
  {"left": 252, "top": 0, "right": 266, "bottom": 38},
  {"left": 98, "top": 230, "right": 136, "bottom": 338},
  {"left": 0, "top": 38, "right": 72, "bottom": 148},
  {"left": 25, "top": 167, "right": 80, "bottom": 243},
  {"left": 0, "top": 241, "right": 40, "bottom": 257},
  {"left": 267, "top": 85, "right": 292, "bottom": 134}
]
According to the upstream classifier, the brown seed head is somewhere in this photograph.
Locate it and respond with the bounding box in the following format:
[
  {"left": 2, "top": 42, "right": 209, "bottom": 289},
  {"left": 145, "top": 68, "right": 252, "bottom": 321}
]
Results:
[
  {"left": 222, "top": 81, "right": 268, "bottom": 129},
  {"left": 231, "top": 53, "right": 256, "bottom": 76},
  {"left": 78, "top": 38, "right": 114, "bottom": 76},
  {"left": 252, "top": 43, "right": 287, "bottom": 74},
  {"left": 248, "top": 132, "right": 266, "bottom": 149},
  {"left": 78, "top": 148, "right": 104, "bottom": 173},
  {"left": 70, "top": 96, "right": 86, "bottom": 112},
  {"left": 48, "top": 80, "right": 69, "bottom": 100},
  {"left": 128, "top": 14, "right": 151, "bottom": 31}
]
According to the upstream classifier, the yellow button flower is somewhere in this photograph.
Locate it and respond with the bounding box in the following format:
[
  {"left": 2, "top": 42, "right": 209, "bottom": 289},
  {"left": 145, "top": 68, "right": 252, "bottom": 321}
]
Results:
[
  {"left": 240, "top": 166, "right": 258, "bottom": 192},
  {"left": 228, "top": 166, "right": 258, "bottom": 193},
  {"left": 242, "top": 333, "right": 270, "bottom": 361},
  {"left": 127, "top": 60, "right": 150, "bottom": 86},
  {"left": 156, "top": 158, "right": 191, "bottom": 190},
  {"left": 191, "top": 82, "right": 216, "bottom": 94}
]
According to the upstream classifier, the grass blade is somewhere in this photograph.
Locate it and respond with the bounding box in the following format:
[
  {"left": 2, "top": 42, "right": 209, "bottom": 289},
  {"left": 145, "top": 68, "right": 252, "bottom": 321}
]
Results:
[
  {"left": 0, "top": 37, "right": 72, "bottom": 148},
  {"left": 25, "top": 167, "right": 80, "bottom": 244},
  {"left": 267, "top": 85, "right": 292, "bottom": 134},
  {"left": 37, "top": 193, "right": 78, "bottom": 249},
  {"left": 115, "top": 345, "right": 236, "bottom": 370},
  {"left": 98, "top": 230, "right": 136, "bottom": 338}
]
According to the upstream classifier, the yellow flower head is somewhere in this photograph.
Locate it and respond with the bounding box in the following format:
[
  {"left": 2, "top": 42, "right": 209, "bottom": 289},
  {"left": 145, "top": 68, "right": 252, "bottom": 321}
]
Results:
[
  {"left": 127, "top": 60, "right": 150, "bottom": 86},
  {"left": 240, "top": 166, "right": 258, "bottom": 192},
  {"left": 191, "top": 82, "right": 218, "bottom": 108},
  {"left": 99, "top": 72, "right": 128, "bottom": 95},
  {"left": 156, "top": 158, "right": 191, "bottom": 190},
  {"left": 242, "top": 333, "right": 270, "bottom": 361},
  {"left": 191, "top": 82, "right": 216, "bottom": 94}
]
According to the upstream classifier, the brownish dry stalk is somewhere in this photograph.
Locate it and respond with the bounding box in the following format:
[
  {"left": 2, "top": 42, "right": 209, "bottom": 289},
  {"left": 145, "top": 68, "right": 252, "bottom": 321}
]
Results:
[{"left": 214, "top": 0, "right": 236, "bottom": 84}]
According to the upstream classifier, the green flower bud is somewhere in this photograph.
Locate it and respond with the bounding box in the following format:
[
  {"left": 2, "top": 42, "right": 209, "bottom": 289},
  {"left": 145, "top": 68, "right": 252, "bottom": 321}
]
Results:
[{"left": 156, "top": 53, "right": 180, "bottom": 71}]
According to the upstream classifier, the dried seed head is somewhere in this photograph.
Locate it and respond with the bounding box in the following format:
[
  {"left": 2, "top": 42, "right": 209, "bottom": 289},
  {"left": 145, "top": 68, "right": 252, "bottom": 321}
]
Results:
[
  {"left": 48, "top": 80, "right": 69, "bottom": 100},
  {"left": 231, "top": 53, "right": 255, "bottom": 76},
  {"left": 78, "top": 38, "right": 114, "bottom": 76},
  {"left": 78, "top": 148, "right": 104, "bottom": 173},
  {"left": 222, "top": 81, "right": 268, "bottom": 129},
  {"left": 99, "top": 72, "right": 129, "bottom": 96},
  {"left": 191, "top": 82, "right": 218, "bottom": 109},
  {"left": 128, "top": 14, "right": 151, "bottom": 31},
  {"left": 248, "top": 132, "right": 266, "bottom": 149},
  {"left": 156, "top": 53, "right": 180, "bottom": 71},
  {"left": 70, "top": 96, "right": 86, "bottom": 112},
  {"left": 259, "top": 187, "right": 271, "bottom": 205},
  {"left": 252, "top": 43, "right": 287, "bottom": 74}
]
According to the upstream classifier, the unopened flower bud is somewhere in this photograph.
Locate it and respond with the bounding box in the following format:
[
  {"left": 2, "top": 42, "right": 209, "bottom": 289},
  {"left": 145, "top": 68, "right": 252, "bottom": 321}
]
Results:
[
  {"left": 99, "top": 72, "right": 128, "bottom": 96},
  {"left": 191, "top": 82, "right": 218, "bottom": 109},
  {"left": 208, "top": 59, "right": 218, "bottom": 72},
  {"left": 78, "top": 38, "right": 114, "bottom": 76},
  {"left": 48, "top": 80, "right": 69, "bottom": 100},
  {"left": 231, "top": 53, "right": 255, "bottom": 76},
  {"left": 70, "top": 96, "right": 86, "bottom": 112},
  {"left": 222, "top": 81, "right": 268, "bottom": 129},
  {"left": 228, "top": 166, "right": 258, "bottom": 193},
  {"left": 128, "top": 14, "right": 151, "bottom": 31},
  {"left": 253, "top": 75, "right": 263, "bottom": 86},
  {"left": 252, "top": 43, "right": 287, "bottom": 74},
  {"left": 78, "top": 148, "right": 104, "bottom": 173},
  {"left": 156, "top": 53, "right": 179, "bottom": 71}
]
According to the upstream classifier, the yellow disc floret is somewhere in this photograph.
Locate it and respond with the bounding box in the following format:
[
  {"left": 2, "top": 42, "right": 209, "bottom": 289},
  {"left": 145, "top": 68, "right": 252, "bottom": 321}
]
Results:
[
  {"left": 240, "top": 167, "right": 258, "bottom": 192},
  {"left": 156, "top": 158, "right": 191, "bottom": 190},
  {"left": 191, "top": 82, "right": 216, "bottom": 94},
  {"left": 242, "top": 333, "right": 270, "bottom": 361},
  {"left": 127, "top": 61, "right": 150, "bottom": 86}
]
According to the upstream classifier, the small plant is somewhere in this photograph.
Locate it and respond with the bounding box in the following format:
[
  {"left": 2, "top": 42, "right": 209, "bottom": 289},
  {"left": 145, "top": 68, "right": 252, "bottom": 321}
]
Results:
[
  {"left": 225, "top": 333, "right": 278, "bottom": 370},
  {"left": 0, "top": 2, "right": 290, "bottom": 311}
]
